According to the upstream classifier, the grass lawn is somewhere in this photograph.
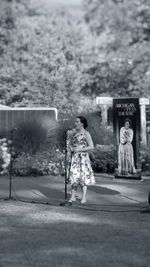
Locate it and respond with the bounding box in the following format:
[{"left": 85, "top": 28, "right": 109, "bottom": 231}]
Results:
[
  {"left": 0, "top": 198, "right": 150, "bottom": 267},
  {"left": 0, "top": 175, "right": 150, "bottom": 267}
]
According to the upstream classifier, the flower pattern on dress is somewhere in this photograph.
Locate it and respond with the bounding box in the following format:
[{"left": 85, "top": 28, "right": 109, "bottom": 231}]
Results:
[{"left": 67, "top": 129, "right": 95, "bottom": 188}]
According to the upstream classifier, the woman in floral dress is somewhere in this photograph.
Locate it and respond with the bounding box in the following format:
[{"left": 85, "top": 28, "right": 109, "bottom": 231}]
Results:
[
  {"left": 118, "top": 118, "right": 136, "bottom": 175},
  {"left": 67, "top": 116, "right": 95, "bottom": 203}
]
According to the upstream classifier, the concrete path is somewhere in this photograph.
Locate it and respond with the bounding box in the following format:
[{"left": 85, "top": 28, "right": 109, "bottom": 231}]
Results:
[{"left": 0, "top": 174, "right": 150, "bottom": 209}]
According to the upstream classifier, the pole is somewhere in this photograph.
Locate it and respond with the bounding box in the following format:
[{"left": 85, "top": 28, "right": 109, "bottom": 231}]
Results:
[
  {"left": 4, "top": 129, "right": 14, "bottom": 201},
  {"left": 140, "top": 191, "right": 150, "bottom": 213},
  {"left": 9, "top": 129, "right": 14, "bottom": 199},
  {"left": 60, "top": 130, "right": 72, "bottom": 206},
  {"left": 4, "top": 127, "right": 52, "bottom": 205},
  {"left": 64, "top": 130, "right": 67, "bottom": 201}
]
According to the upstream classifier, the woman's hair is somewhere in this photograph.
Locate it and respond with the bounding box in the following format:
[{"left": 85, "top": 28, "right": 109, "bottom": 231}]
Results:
[
  {"left": 77, "top": 116, "right": 88, "bottom": 129},
  {"left": 124, "top": 118, "right": 132, "bottom": 127}
]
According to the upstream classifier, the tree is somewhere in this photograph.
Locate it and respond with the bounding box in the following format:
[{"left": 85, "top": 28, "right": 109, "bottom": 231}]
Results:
[
  {"left": 0, "top": 0, "right": 93, "bottom": 114},
  {"left": 82, "top": 0, "right": 150, "bottom": 98}
]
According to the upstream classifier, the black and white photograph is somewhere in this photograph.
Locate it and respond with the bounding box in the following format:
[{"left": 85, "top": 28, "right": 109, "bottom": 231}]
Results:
[
  {"left": 0, "top": 0, "right": 150, "bottom": 267},
  {"left": 113, "top": 98, "right": 141, "bottom": 179}
]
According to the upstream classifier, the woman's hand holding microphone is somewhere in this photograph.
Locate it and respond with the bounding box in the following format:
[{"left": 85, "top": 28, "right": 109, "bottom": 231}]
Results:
[{"left": 72, "top": 146, "right": 83, "bottom": 154}]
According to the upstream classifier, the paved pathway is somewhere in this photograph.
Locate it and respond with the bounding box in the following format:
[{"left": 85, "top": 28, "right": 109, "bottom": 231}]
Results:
[{"left": 0, "top": 174, "right": 150, "bottom": 210}]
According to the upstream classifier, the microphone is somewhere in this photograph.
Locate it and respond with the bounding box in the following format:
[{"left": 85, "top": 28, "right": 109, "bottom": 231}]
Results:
[
  {"left": 66, "top": 127, "right": 76, "bottom": 133},
  {"left": 11, "top": 127, "right": 19, "bottom": 132},
  {"left": 66, "top": 126, "right": 73, "bottom": 132}
]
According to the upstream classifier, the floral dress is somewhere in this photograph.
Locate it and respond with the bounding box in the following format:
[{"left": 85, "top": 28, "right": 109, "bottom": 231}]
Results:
[
  {"left": 67, "top": 129, "right": 95, "bottom": 188},
  {"left": 118, "top": 127, "right": 136, "bottom": 175}
]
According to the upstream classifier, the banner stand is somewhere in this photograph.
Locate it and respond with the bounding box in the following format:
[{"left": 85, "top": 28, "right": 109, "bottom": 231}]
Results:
[{"left": 113, "top": 98, "right": 141, "bottom": 180}]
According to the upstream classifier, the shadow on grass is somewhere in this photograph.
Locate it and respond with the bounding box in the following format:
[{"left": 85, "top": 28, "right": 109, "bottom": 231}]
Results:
[{"left": 0, "top": 200, "right": 150, "bottom": 267}]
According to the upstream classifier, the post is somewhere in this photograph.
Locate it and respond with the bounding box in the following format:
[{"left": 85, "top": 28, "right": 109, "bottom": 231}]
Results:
[
  {"left": 140, "top": 105, "right": 146, "bottom": 145},
  {"left": 101, "top": 104, "right": 108, "bottom": 126},
  {"left": 96, "top": 97, "right": 113, "bottom": 126},
  {"left": 140, "top": 98, "right": 150, "bottom": 145},
  {"left": 64, "top": 130, "right": 68, "bottom": 201},
  {"left": 9, "top": 130, "right": 13, "bottom": 199},
  {"left": 59, "top": 129, "right": 72, "bottom": 206}
]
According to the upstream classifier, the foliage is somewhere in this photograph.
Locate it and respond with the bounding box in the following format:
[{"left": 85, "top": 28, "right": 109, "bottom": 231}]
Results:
[
  {"left": 83, "top": 0, "right": 150, "bottom": 41},
  {"left": 90, "top": 148, "right": 115, "bottom": 173},
  {"left": 0, "top": 138, "right": 11, "bottom": 175},
  {"left": 80, "top": 60, "right": 140, "bottom": 97},
  {"left": 13, "top": 149, "right": 64, "bottom": 176},
  {"left": 82, "top": 0, "right": 150, "bottom": 98},
  {"left": 7, "top": 117, "right": 60, "bottom": 176},
  {"left": 12, "top": 118, "right": 57, "bottom": 155},
  {"left": 139, "top": 144, "right": 150, "bottom": 174},
  {"left": 0, "top": 0, "right": 93, "bottom": 115},
  {"left": 1, "top": 0, "right": 150, "bottom": 114},
  {"left": 1, "top": 0, "right": 150, "bottom": 118}
]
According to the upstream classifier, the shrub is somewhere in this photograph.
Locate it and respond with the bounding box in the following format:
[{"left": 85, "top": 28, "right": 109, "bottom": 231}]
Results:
[
  {"left": 13, "top": 148, "right": 65, "bottom": 176},
  {"left": 90, "top": 147, "right": 115, "bottom": 173},
  {"left": 139, "top": 144, "right": 150, "bottom": 174},
  {"left": 0, "top": 138, "right": 11, "bottom": 175},
  {"left": 5, "top": 117, "right": 59, "bottom": 176}
]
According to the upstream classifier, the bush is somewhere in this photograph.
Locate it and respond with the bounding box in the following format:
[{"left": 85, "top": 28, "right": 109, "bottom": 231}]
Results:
[
  {"left": 8, "top": 117, "right": 60, "bottom": 176},
  {"left": 139, "top": 144, "right": 150, "bottom": 174},
  {"left": 13, "top": 148, "right": 65, "bottom": 176},
  {"left": 13, "top": 118, "right": 57, "bottom": 155},
  {"left": 0, "top": 138, "right": 11, "bottom": 175},
  {"left": 90, "top": 147, "right": 115, "bottom": 173}
]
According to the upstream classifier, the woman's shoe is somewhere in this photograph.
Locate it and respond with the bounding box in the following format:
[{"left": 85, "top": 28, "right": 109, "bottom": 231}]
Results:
[
  {"left": 68, "top": 198, "right": 76, "bottom": 203},
  {"left": 81, "top": 199, "right": 87, "bottom": 204}
]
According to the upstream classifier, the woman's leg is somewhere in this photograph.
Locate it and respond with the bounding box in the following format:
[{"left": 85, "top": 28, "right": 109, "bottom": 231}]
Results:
[
  {"left": 81, "top": 185, "right": 87, "bottom": 203},
  {"left": 69, "top": 184, "right": 77, "bottom": 202}
]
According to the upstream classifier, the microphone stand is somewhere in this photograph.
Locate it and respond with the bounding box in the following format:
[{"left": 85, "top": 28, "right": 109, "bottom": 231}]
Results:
[
  {"left": 4, "top": 128, "right": 52, "bottom": 205},
  {"left": 140, "top": 191, "right": 150, "bottom": 213},
  {"left": 60, "top": 130, "right": 72, "bottom": 206},
  {"left": 5, "top": 129, "right": 16, "bottom": 201}
]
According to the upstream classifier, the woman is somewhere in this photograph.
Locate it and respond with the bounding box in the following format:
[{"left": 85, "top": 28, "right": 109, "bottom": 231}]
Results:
[
  {"left": 67, "top": 116, "right": 95, "bottom": 203},
  {"left": 118, "top": 118, "right": 136, "bottom": 175}
]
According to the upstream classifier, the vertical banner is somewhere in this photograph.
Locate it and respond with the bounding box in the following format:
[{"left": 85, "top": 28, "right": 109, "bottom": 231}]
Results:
[{"left": 113, "top": 98, "right": 141, "bottom": 179}]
